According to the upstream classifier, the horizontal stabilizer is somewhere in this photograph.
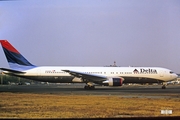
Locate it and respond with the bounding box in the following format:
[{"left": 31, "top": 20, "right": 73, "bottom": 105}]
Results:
[{"left": 0, "top": 68, "right": 26, "bottom": 73}]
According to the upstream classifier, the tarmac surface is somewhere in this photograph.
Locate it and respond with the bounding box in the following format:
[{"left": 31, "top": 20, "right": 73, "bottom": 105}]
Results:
[{"left": 0, "top": 83, "right": 180, "bottom": 98}]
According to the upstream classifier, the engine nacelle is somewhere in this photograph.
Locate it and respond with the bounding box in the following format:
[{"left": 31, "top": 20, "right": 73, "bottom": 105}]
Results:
[{"left": 103, "top": 77, "right": 124, "bottom": 86}]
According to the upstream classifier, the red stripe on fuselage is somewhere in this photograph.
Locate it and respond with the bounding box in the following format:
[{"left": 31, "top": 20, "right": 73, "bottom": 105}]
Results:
[{"left": 0, "top": 40, "right": 20, "bottom": 54}]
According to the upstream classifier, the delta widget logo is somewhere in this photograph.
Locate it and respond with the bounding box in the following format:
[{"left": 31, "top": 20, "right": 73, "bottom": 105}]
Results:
[{"left": 133, "top": 69, "right": 157, "bottom": 74}]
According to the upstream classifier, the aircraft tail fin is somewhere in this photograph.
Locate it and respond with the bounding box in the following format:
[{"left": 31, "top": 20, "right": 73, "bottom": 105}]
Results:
[{"left": 0, "top": 40, "right": 36, "bottom": 70}]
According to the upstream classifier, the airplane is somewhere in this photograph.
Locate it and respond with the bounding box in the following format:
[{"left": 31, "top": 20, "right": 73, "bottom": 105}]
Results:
[{"left": 0, "top": 40, "right": 178, "bottom": 89}]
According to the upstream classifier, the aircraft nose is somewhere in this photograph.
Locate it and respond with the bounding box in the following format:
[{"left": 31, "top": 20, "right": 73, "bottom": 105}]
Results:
[{"left": 173, "top": 73, "right": 178, "bottom": 79}]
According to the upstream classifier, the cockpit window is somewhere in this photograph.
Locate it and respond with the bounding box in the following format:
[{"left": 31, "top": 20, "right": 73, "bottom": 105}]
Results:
[{"left": 170, "top": 71, "right": 174, "bottom": 74}]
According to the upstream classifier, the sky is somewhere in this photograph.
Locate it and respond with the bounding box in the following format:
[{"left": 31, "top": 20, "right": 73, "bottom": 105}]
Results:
[{"left": 0, "top": 0, "right": 180, "bottom": 73}]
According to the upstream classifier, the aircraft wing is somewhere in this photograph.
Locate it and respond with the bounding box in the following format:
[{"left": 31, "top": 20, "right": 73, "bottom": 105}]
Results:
[
  {"left": 0, "top": 68, "right": 26, "bottom": 74},
  {"left": 62, "top": 70, "right": 107, "bottom": 82}
]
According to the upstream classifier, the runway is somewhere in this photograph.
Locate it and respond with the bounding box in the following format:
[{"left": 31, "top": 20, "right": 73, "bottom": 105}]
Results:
[{"left": 0, "top": 84, "right": 180, "bottom": 98}]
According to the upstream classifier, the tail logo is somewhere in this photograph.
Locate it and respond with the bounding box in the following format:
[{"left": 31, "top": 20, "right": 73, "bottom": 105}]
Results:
[{"left": 0, "top": 40, "right": 36, "bottom": 70}]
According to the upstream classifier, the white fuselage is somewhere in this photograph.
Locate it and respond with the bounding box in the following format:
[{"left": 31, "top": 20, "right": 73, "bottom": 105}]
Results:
[{"left": 9, "top": 66, "right": 177, "bottom": 84}]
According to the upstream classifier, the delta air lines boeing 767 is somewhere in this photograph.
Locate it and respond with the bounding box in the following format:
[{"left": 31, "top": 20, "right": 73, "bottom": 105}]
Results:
[{"left": 0, "top": 40, "right": 178, "bottom": 89}]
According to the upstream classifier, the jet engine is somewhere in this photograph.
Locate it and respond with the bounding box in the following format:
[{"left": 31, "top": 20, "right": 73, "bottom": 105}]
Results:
[{"left": 103, "top": 77, "right": 124, "bottom": 86}]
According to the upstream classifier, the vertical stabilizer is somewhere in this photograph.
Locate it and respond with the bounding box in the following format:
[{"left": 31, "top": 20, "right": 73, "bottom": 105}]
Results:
[{"left": 0, "top": 40, "right": 36, "bottom": 70}]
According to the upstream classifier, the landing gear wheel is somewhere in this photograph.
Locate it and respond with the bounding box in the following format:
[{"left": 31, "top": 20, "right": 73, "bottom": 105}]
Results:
[
  {"left": 162, "top": 85, "right": 166, "bottom": 89},
  {"left": 84, "top": 85, "right": 95, "bottom": 90},
  {"left": 90, "top": 86, "right": 95, "bottom": 89},
  {"left": 84, "top": 86, "right": 89, "bottom": 89}
]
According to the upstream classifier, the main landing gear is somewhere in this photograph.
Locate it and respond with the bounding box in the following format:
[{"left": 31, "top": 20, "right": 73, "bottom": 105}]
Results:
[
  {"left": 162, "top": 82, "right": 167, "bottom": 89},
  {"left": 84, "top": 85, "right": 95, "bottom": 90},
  {"left": 84, "top": 82, "right": 95, "bottom": 90}
]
